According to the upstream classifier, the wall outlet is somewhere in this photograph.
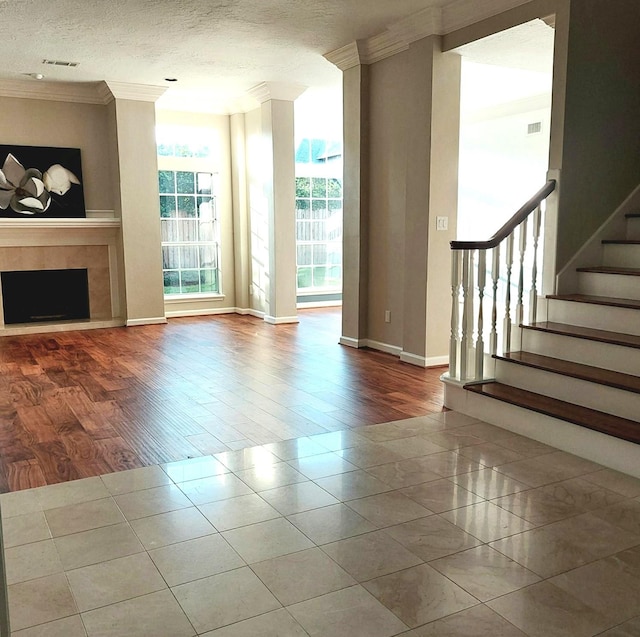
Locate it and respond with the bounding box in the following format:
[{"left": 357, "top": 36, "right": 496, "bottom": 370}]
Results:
[
  {"left": 384, "top": 310, "right": 391, "bottom": 323},
  {"left": 436, "top": 216, "right": 448, "bottom": 231}
]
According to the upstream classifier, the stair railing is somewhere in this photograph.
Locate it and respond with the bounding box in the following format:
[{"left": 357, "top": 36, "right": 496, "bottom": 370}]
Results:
[{"left": 448, "top": 180, "right": 556, "bottom": 383}]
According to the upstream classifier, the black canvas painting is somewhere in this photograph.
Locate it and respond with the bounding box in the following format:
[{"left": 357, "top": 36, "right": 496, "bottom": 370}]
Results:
[{"left": 0, "top": 144, "right": 86, "bottom": 218}]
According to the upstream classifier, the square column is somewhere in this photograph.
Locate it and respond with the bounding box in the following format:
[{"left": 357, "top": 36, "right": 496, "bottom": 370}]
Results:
[
  {"left": 248, "top": 82, "right": 306, "bottom": 324},
  {"left": 103, "top": 82, "right": 167, "bottom": 326}
]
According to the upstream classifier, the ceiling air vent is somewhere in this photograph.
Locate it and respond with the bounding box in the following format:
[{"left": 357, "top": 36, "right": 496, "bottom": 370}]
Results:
[
  {"left": 528, "top": 122, "right": 543, "bottom": 135},
  {"left": 42, "top": 59, "right": 79, "bottom": 67}
]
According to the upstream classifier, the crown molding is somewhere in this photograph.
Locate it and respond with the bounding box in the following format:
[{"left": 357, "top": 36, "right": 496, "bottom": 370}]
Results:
[
  {"left": 323, "top": 41, "right": 364, "bottom": 71},
  {"left": 360, "top": 31, "right": 411, "bottom": 65},
  {"left": 325, "top": 0, "right": 532, "bottom": 69},
  {"left": 324, "top": 6, "right": 443, "bottom": 69},
  {"left": 0, "top": 78, "right": 108, "bottom": 104},
  {"left": 388, "top": 7, "right": 444, "bottom": 45},
  {"left": 247, "top": 81, "right": 307, "bottom": 104},
  {"left": 0, "top": 78, "right": 168, "bottom": 104},
  {"left": 440, "top": 0, "right": 531, "bottom": 33},
  {"left": 101, "top": 81, "right": 167, "bottom": 103}
]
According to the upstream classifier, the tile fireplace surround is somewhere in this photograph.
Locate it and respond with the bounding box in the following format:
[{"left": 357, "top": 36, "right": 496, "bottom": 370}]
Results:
[{"left": 0, "top": 218, "right": 122, "bottom": 336}]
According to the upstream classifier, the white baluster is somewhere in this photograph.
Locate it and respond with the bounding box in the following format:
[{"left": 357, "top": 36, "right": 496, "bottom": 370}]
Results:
[
  {"left": 503, "top": 233, "right": 514, "bottom": 354},
  {"left": 515, "top": 218, "right": 528, "bottom": 331},
  {"left": 475, "top": 250, "right": 486, "bottom": 380},
  {"left": 449, "top": 250, "right": 461, "bottom": 380},
  {"left": 529, "top": 204, "right": 542, "bottom": 324},
  {"left": 460, "top": 251, "right": 471, "bottom": 381},
  {"left": 490, "top": 245, "right": 500, "bottom": 358}
]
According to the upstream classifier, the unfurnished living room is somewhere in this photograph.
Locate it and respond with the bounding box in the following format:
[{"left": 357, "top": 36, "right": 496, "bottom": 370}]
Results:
[{"left": 0, "top": 1, "right": 639, "bottom": 636}]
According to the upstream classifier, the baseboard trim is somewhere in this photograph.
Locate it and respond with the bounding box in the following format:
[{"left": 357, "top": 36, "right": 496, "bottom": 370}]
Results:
[
  {"left": 264, "top": 315, "right": 300, "bottom": 325},
  {"left": 126, "top": 317, "right": 168, "bottom": 327},
  {"left": 364, "top": 339, "right": 403, "bottom": 357},
  {"left": 400, "top": 351, "right": 427, "bottom": 367},
  {"left": 165, "top": 308, "right": 236, "bottom": 318},
  {"left": 297, "top": 300, "right": 343, "bottom": 309},
  {"left": 339, "top": 336, "right": 362, "bottom": 348},
  {"left": 234, "top": 308, "right": 265, "bottom": 319},
  {"left": 426, "top": 355, "right": 449, "bottom": 368},
  {"left": 400, "top": 352, "right": 448, "bottom": 367}
]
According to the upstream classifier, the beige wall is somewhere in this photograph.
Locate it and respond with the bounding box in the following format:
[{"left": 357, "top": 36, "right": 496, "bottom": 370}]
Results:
[
  {"left": 230, "top": 113, "right": 250, "bottom": 310},
  {"left": 425, "top": 46, "right": 461, "bottom": 363},
  {"left": 555, "top": 0, "right": 640, "bottom": 271},
  {"left": 367, "top": 52, "right": 409, "bottom": 348},
  {"left": 341, "top": 64, "right": 370, "bottom": 344},
  {"left": 111, "top": 99, "right": 165, "bottom": 323},
  {"left": 245, "top": 107, "right": 268, "bottom": 315},
  {"left": 341, "top": 36, "right": 460, "bottom": 365},
  {"left": 0, "top": 97, "right": 114, "bottom": 212}
]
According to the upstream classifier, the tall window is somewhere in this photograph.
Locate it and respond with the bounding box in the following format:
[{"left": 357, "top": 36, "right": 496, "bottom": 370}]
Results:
[
  {"left": 295, "top": 138, "right": 343, "bottom": 292},
  {"left": 159, "top": 170, "right": 219, "bottom": 295}
]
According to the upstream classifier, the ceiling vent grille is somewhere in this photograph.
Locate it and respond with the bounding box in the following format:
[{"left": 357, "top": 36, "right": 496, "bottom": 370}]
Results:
[
  {"left": 528, "top": 122, "right": 543, "bottom": 135},
  {"left": 42, "top": 59, "right": 79, "bottom": 67}
]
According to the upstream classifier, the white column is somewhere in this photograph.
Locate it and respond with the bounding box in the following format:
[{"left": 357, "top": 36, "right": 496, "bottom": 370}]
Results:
[
  {"left": 324, "top": 43, "right": 370, "bottom": 348},
  {"left": 248, "top": 82, "right": 306, "bottom": 325},
  {"left": 104, "top": 82, "right": 167, "bottom": 326}
]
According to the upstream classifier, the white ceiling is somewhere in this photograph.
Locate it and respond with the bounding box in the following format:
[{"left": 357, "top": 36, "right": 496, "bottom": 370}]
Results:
[
  {"left": 457, "top": 19, "right": 554, "bottom": 113},
  {"left": 0, "top": 0, "right": 451, "bottom": 112},
  {"left": 0, "top": 0, "right": 552, "bottom": 113}
]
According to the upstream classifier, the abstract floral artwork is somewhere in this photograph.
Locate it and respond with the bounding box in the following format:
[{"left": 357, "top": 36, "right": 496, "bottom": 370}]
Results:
[{"left": 0, "top": 144, "right": 85, "bottom": 218}]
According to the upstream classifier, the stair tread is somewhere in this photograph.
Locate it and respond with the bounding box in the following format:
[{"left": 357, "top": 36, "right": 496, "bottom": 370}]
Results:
[
  {"left": 602, "top": 239, "right": 640, "bottom": 245},
  {"left": 525, "top": 321, "right": 640, "bottom": 349},
  {"left": 547, "top": 293, "right": 640, "bottom": 310},
  {"left": 465, "top": 382, "right": 640, "bottom": 444},
  {"left": 576, "top": 266, "right": 640, "bottom": 276},
  {"left": 496, "top": 351, "right": 640, "bottom": 394},
  {"left": 625, "top": 213, "right": 640, "bottom": 219}
]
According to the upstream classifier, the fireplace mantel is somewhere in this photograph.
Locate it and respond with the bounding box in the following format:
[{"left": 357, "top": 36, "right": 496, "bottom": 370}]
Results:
[
  {"left": 0, "top": 217, "right": 124, "bottom": 335},
  {"left": 0, "top": 217, "right": 121, "bottom": 249},
  {"left": 0, "top": 218, "right": 120, "bottom": 230}
]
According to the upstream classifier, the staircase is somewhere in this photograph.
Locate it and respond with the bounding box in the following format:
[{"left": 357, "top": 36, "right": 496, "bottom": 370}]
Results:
[{"left": 444, "top": 202, "right": 640, "bottom": 478}]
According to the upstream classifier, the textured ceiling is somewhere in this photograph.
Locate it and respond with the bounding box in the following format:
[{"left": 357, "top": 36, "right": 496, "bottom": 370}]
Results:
[
  {"left": 0, "top": 0, "right": 549, "bottom": 112},
  {"left": 0, "top": 0, "right": 452, "bottom": 111}
]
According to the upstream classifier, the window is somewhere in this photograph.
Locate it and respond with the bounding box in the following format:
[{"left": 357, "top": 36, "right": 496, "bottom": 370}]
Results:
[
  {"left": 156, "top": 125, "right": 213, "bottom": 159},
  {"left": 159, "top": 170, "right": 220, "bottom": 295},
  {"left": 295, "top": 138, "right": 343, "bottom": 292}
]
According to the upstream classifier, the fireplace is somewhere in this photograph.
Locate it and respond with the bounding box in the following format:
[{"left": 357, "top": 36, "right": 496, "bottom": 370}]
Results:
[{"left": 1, "top": 269, "right": 90, "bottom": 325}]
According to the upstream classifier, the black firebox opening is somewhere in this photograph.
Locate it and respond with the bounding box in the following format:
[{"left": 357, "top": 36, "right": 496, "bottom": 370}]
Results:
[{"left": 1, "top": 269, "right": 90, "bottom": 325}]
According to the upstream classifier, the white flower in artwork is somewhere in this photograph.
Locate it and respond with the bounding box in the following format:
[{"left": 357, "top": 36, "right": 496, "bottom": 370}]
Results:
[
  {"left": 0, "top": 153, "right": 51, "bottom": 214},
  {"left": 43, "top": 163, "right": 81, "bottom": 196},
  {"left": 0, "top": 153, "right": 81, "bottom": 215}
]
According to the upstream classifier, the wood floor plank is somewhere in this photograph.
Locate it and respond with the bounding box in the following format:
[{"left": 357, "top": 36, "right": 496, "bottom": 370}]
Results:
[{"left": 0, "top": 309, "right": 445, "bottom": 491}]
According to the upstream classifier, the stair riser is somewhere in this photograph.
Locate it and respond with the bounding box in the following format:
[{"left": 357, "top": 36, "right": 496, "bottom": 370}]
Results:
[
  {"left": 626, "top": 217, "right": 640, "bottom": 240},
  {"left": 547, "top": 299, "right": 640, "bottom": 335},
  {"left": 494, "top": 360, "right": 640, "bottom": 421},
  {"left": 443, "top": 380, "right": 640, "bottom": 479},
  {"left": 576, "top": 272, "right": 640, "bottom": 300},
  {"left": 521, "top": 329, "right": 640, "bottom": 376},
  {"left": 602, "top": 244, "right": 640, "bottom": 268}
]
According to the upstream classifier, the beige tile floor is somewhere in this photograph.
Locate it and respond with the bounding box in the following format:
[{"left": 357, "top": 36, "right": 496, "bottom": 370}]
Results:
[{"left": 2, "top": 410, "right": 640, "bottom": 636}]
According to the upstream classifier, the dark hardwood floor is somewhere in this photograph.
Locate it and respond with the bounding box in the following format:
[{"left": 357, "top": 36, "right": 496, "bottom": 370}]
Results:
[{"left": 0, "top": 308, "right": 446, "bottom": 492}]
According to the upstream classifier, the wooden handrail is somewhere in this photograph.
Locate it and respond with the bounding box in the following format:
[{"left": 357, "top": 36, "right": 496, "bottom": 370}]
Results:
[{"left": 451, "top": 180, "right": 556, "bottom": 251}]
